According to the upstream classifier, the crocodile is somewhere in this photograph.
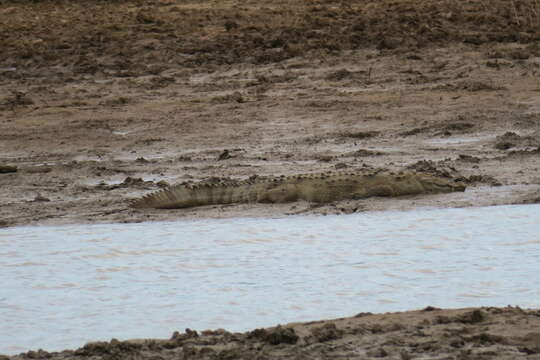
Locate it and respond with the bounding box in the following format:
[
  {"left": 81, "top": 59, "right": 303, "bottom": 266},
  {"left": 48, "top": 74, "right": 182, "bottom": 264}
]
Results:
[{"left": 129, "top": 170, "right": 466, "bottom": 209}]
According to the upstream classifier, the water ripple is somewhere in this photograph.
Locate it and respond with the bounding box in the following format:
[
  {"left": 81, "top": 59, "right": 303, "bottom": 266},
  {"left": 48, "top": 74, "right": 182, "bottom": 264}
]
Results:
[{"left": 1, "top": 204, "right": 540, "bottom": 354}]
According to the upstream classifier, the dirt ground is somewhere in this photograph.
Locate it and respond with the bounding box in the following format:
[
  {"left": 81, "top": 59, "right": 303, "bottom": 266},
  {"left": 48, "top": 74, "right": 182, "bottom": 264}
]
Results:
[
  {"left": 1, "top": 0, "right": 540, "bottom": 227},
  {"left": 4, "top": 306, "right": 540, "bottom": 359}
]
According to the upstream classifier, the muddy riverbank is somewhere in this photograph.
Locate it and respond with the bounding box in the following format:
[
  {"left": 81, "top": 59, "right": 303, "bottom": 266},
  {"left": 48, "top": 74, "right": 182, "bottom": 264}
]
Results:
[
  {"left": 1, "top": 0, "right": 540, "bottom": 227},
  {"left": 4, "top": 307, "right": 540, "bottom": 359}
]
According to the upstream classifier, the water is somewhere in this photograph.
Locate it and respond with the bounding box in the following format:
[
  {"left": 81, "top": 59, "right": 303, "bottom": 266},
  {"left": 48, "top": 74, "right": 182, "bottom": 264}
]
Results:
[{"left": 1, "top": 204, "right": 540, "bottom": 354}]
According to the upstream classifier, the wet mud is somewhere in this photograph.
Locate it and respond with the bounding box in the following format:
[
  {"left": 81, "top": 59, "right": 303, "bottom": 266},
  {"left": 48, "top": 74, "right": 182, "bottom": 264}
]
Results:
[
  {"left": 1, "top": 0, "right": 540, "bottom": 227},
  {"left": 5, "top": 307, "right": 540, "bottom": 359}
]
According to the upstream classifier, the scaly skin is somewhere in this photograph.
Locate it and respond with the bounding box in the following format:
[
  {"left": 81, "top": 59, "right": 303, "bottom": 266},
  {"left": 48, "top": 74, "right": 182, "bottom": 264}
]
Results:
[{"left": 129, "top": 170, "right": 466, "bottom": 209}]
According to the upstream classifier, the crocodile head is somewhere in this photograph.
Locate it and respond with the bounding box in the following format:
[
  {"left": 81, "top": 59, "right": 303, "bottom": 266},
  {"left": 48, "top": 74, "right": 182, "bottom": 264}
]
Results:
[{"left": 417, "top": 174, "right": 466, "bottom": 193}]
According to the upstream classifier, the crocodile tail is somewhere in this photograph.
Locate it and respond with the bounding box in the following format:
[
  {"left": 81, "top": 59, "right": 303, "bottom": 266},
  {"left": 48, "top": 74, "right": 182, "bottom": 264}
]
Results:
[
  {"left": 129, "top": 185, "right": 193, "bottom": 209},
  {"left": 129, "top": 181, "right": 256, "bottom": 209}
]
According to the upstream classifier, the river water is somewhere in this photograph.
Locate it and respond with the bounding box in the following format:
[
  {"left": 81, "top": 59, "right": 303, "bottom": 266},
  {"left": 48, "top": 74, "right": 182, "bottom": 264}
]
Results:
[{"left": 1, "top": 204, "right": 540, "bottom": 354}]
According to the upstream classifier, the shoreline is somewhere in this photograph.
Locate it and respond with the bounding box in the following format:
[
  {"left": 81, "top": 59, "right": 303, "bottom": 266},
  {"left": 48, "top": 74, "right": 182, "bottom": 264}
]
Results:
[
  {"left": 2, "top": 199, "right": 539, "bottom": 230},
  {"left": 4, "top": 306, "right": 540, "bottom": 359}
]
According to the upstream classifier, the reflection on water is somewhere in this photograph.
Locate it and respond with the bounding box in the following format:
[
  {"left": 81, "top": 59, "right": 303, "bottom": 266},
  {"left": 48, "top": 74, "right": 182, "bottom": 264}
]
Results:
[{"left": 1, "top": 204, "right": 540, "bottom": 354}]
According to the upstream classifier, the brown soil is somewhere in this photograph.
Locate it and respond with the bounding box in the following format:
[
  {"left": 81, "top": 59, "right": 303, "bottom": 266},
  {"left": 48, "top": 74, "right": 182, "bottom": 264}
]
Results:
[
  {"left": 1, "top": 0, "right": 540, "bottom": 227},
  {"left": 5, "top": 307, "right": 540, "bottom": 359}
]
